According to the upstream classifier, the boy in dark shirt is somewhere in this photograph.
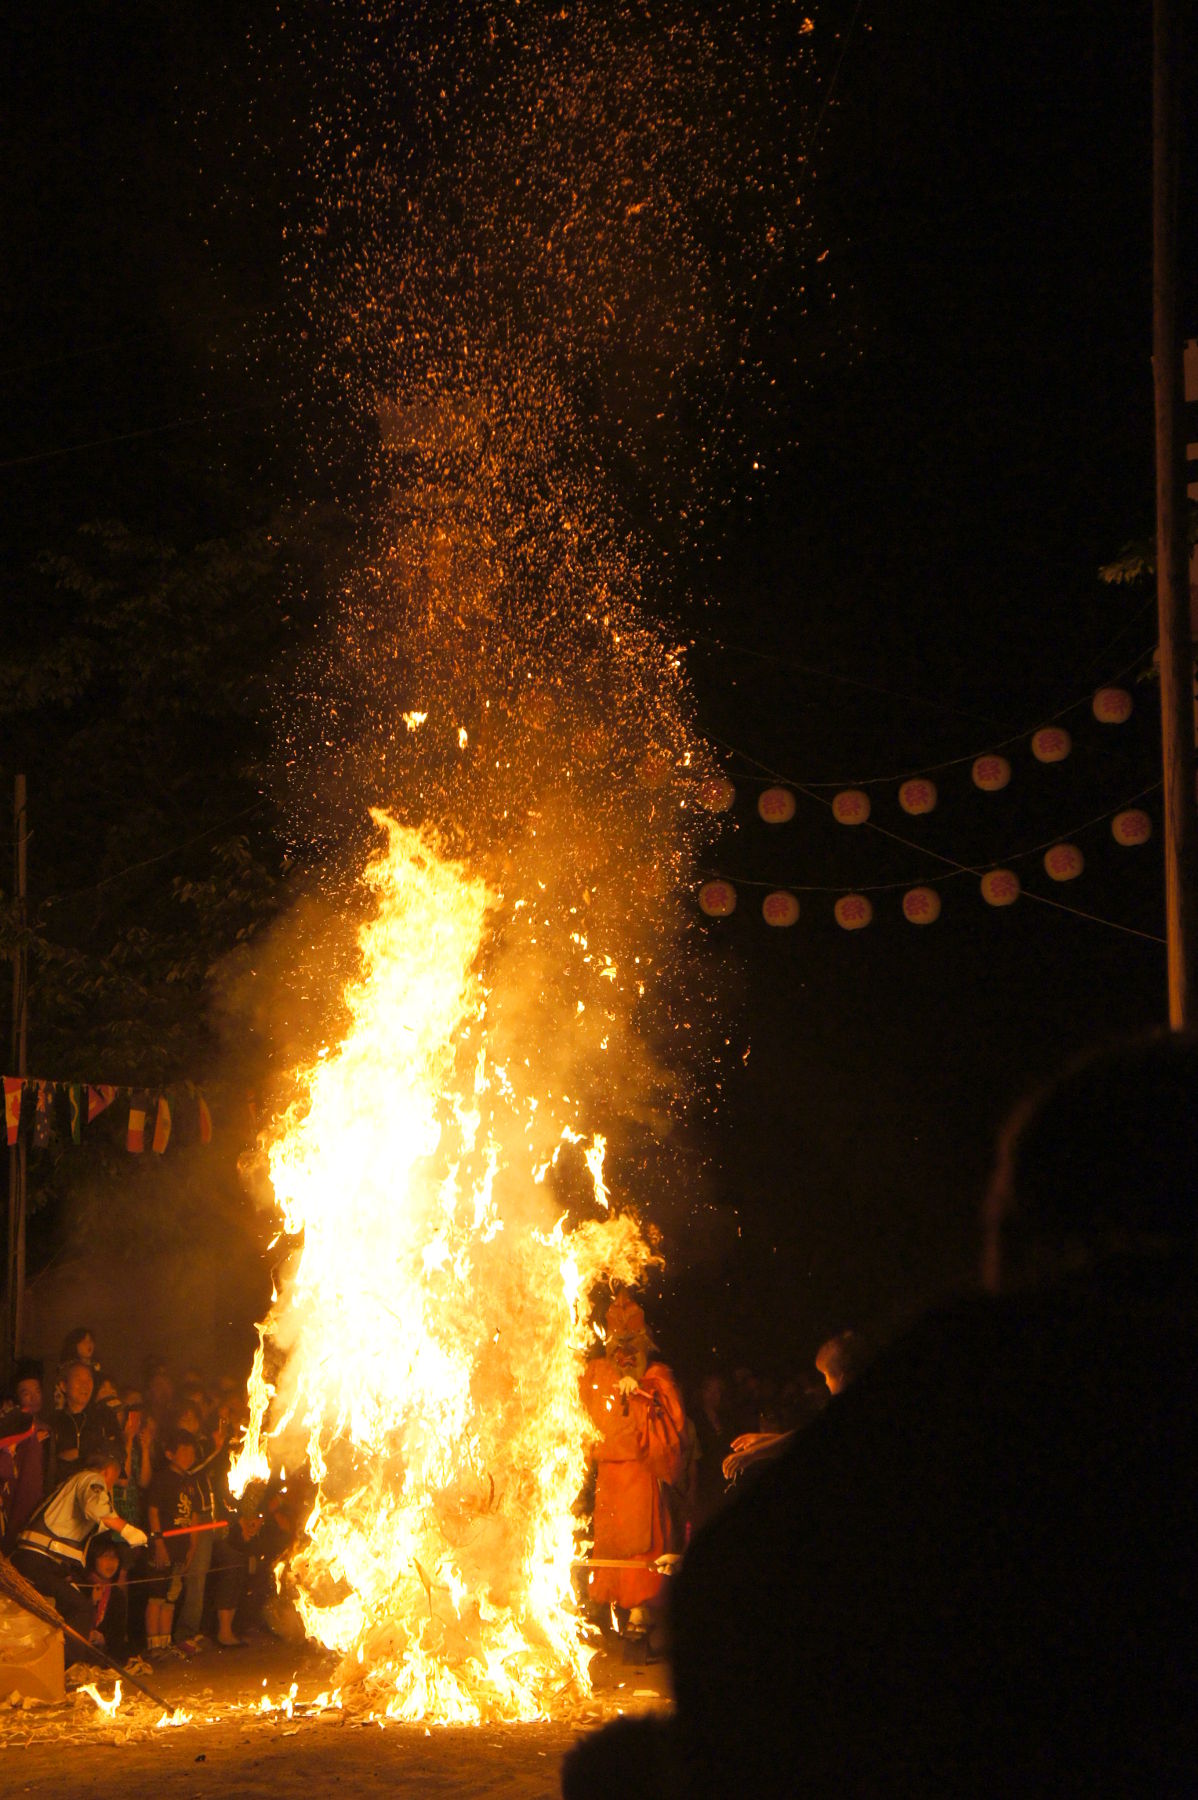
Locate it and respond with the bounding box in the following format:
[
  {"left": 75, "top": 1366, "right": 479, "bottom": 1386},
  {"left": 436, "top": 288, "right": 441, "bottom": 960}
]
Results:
[{"left": 144, "top": 1428, "right": 200, "bottom": 1658}]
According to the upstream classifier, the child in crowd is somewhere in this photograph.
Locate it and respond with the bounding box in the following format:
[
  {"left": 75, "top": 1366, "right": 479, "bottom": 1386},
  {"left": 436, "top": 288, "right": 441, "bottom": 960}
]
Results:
[
  {"left": 84, "top": 1535, "right": 129, "bottom": 1663},
  {"left": 111, "top": 1388, "right": 155, "bottom": 1533},
  {"left": 144, "top": 1428, "right": 201, "bottom": 1658}
]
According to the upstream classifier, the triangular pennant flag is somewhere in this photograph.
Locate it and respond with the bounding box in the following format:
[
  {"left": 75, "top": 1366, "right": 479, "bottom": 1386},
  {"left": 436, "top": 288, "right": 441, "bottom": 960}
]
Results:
[
  {"left": 152, "top": 1094, "right": 172, "bottom": 1155},
  {"left": 197, "top": 1093, "right": 212, "bottom": 1145},
  {"left": 18, "top": 1083, "right": 37, "bottom": 1140},
  {"left": 69, "top": 1084, "right": 85, "bottom": 1145},
  {"left": 3, "top": 1078, "right": 22, "bottom": 1148},
  {"left": 33, "top": 1082, "right": 53, "bottom": 1149},
  {"left": 88, "top": 1084, "right": 117, "bottom": 1123},
  {"left": 126, "top": 1097, "right": 147, "bottom": 1154}
]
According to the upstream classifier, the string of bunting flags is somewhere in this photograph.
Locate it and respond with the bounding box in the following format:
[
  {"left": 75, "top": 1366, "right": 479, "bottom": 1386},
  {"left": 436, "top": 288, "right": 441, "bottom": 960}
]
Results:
[
  {"left": 689, "top": 678, "right": 1164, "bottom": 937},
  {"left": 2, "top": 1078, "right": 212, "bottom": 1154}
]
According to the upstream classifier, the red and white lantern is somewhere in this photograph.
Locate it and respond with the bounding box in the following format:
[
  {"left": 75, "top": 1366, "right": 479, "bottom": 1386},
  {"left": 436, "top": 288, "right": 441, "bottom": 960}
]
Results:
[
  {"left": 834, "top": 893, "right": 873, "bottom": 930},
  {"left": 1111, "top": 808, "right": 1152, "bottom": 846},
  {"left": 698, "top": 879, "right": 737, "bottom": 917},
  {"left": 901, "top": 886, "right": 941, "bottom": 924},
  {"left": 980, "top": 868, "right": 1021, "bottom": 907},
  {"left": 1043, "top": 843, "right": 1084, "bottom": 882},
  {"left": 698, "top": 775, "right": 736, "bottom": 813},
  {"left": 757, "top": 786, "right": 796, "bottom": 824},
  {"left": 1092, "top": 687, "right": 1133, "bottom": 724},
  {"left": 898, "top": 778, "right": 938, "bottom": 816},
  {"left": 1030, "top": 726, "right": 1071, "bottom": 764},
  {"left": 831, "top": 788, "right": 871, "bottom": 826},
  {"left": 762, "top": 890, "right": 800, "bottom": 928},
  {"left": 972, "top": 754, "right": 1011, "bottom": 792}
]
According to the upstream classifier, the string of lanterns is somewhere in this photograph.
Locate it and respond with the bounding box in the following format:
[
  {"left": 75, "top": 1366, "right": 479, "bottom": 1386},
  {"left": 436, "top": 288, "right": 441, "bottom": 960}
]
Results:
[
  {"left": 696, "top": 685, "right": 1137, "bottom": 819},
  {"left": 691, "top": 682, "right": 1159, "bottom": 932}
]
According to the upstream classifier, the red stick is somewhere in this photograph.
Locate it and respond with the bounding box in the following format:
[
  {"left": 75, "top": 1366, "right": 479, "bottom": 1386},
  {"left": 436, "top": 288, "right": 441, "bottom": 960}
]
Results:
[{"left": 157, "top": 1520, "right": 230, "bottom": 1540}]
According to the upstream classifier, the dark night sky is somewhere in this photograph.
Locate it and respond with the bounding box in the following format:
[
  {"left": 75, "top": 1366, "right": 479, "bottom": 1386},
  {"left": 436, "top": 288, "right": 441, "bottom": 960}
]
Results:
[{"left": 3, "top": 2, "right": 1195, "bottom": 1373}]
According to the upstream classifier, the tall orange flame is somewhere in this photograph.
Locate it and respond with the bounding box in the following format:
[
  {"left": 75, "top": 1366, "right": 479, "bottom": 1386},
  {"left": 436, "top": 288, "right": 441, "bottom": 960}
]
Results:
[{"left": 231, "top": 812, "right": 655, "bottom": 1721}]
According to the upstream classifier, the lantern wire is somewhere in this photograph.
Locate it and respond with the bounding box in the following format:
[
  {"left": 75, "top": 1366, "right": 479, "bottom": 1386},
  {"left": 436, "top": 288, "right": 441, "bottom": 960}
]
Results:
[
  {"left": 709, "top": 728, "right": 1160, "bottom": 877},
  {"left": 701, "top": 735, "right": 1165, "bottom": 943},
  {"left": 38, "top": 801, "right": 271, "bottom": 908},
  {"left": 707, "top": 640, "right": 1154, "bottom": 789},
  {"left": 733, "top": 777, "right": 1159, "bottom": 888},
  {"left": 0, "top": 401, "right": 272, "bottom": 472},
  {"left": 1016, "top": 888, "right": 1165, "bottom": 946},
  {"left": 690, "top": 630, "right": 1008, "bottom": 730}
]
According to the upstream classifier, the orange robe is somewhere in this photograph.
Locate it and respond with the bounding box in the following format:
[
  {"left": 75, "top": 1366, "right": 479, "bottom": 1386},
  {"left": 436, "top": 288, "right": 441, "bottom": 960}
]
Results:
[{"left": 582, "top": 1357, "right": 686, "bottom": 1608}]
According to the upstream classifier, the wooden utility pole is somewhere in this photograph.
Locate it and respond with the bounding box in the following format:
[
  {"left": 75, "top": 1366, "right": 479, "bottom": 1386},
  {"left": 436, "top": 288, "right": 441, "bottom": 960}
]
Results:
[
  {"left": 1152, "top": 0, "right": 1198, "bottom": 1026},
  {"left": 6, "top": 774, "right": 28, "bottom": 1377}
]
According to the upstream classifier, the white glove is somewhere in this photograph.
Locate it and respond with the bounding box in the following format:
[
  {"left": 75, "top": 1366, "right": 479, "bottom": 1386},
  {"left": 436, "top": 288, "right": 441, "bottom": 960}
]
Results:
[
  {"left": 118, "top": 1523, "right": 148, "bottom": 1548},
  {"left": 618, "top": 1376, "right": 640, "bottom": 1397}
]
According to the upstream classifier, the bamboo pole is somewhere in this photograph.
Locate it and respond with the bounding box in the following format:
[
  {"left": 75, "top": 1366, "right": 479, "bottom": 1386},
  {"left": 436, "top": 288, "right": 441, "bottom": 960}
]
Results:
[
  {"left": 1152, "top": 0, "right": 1198, "bottom": 1024},
  {"left": 6, "top": 774, "right": 28, "bottom": 1381}
]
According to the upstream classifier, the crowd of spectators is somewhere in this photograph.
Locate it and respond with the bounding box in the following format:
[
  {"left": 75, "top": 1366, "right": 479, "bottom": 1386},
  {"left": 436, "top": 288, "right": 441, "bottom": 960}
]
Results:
[
  {"left": 0, "top": 1316, "right": 856, "bottom": 1678},
  {"left": 0, "top": 1343, "right": 296, "bottom": 1663}
]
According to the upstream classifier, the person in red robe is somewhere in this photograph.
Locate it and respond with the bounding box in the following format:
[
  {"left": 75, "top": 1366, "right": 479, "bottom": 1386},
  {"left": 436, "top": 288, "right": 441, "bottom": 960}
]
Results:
[{"left": 581, "top": 1292, "right": 686, "bottom": 1632}]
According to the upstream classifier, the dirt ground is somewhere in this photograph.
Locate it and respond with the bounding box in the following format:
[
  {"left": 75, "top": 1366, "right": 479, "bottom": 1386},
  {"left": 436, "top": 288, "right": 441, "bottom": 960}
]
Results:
[{"left": 0, "top": 1631, "right": 669, "bottom": 1799}]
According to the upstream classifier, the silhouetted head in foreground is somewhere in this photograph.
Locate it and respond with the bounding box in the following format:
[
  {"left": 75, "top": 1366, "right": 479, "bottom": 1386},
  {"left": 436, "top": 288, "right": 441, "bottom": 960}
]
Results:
[
  {"left": 814, "top": 1330, "right": 869, "bottom": 1395},
  {"left": 984, "top": 1029, "right": 1198, "bottom": 1291}
]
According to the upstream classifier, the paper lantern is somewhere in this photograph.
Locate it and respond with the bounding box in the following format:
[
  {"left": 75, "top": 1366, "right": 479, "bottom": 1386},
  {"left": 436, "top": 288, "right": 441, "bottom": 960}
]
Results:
[
  {"left": 757, "top": 786, "right": 796, "bottom": 824},
  {"left": 901, "top": 886, "right": 941, "bottom": 924},
  {"left": 831, "top": 788, "right": 871, "bottom": 826},
  {"left": 834, "top": 893, "right": 873, "bottom": 930},
  {"left": 980, "top": 868, "right": 1021, "bottom": 907},
  {"left": 972, "top": 754, "right": 1011, "bottom": 792},
  {"left": 1043, "top": 843, "right": 1084, "bottom": 882},
  {"left": 1092, "top": 686, "right": 1133, "bottom": 724},
  {"left": 638, "top": 750, "right": 673, "bottom": 789},
  {"left": 698, "top": 775, "right": 736, "bottom": 813},
  {"left": 1111, "top": 808, "right": 1152, "bottom": 846},
  {"left": 698, "top": 879, "right": 737, "bottom": 917},
  {"left": 1030, "top": 726, "right": 1071, "bottom": 764},
  {"left": 898, "top": 778, "right": 938, "bottom": 816},
  {"left": 762, "top": 890, "right": 800, "bottom": 928}
]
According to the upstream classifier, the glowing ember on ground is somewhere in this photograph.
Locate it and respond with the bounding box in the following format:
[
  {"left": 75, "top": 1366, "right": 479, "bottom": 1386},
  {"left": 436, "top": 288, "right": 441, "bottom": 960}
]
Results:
[
  {"left": 153, "top": 1707, "right": 193, "bottom": 1730},
  {"left": 78, "top": 1680, "right": 122, "bottom": 1719},
  {"left": 231, "top": 814, "right": 658, "bottom": 1722}
]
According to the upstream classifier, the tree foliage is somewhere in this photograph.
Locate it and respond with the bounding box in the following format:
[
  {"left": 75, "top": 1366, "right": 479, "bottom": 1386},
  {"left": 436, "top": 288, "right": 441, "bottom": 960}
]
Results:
[{"left": 0, "top": 516, "right": 318, "bottom": 1234}]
